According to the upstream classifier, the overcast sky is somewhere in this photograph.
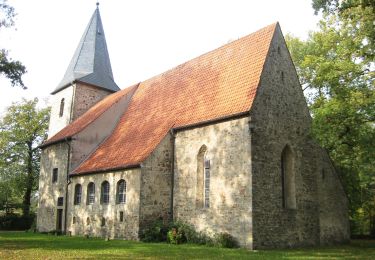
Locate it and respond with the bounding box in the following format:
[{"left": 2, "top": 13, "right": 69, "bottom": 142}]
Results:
[{"left": 0, "top": 0, "right": 320, "bottom": 115}]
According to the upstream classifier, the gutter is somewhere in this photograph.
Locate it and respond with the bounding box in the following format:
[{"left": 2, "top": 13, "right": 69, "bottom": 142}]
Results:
[
  {"left": 63, "top": 137, "right": 71, "bottom": 234},
  {"left": 39, "top": 137, "right": 73, "bottom": 149},
  {"left": 173, "top": 111, "right": 249, "bottom": 132},
  {"left": 69, "top": 164, "right": 141, "bottom": 177}
]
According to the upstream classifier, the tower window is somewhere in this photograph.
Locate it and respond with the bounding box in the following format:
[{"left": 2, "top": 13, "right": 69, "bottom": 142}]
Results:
[
  {"left": 57, "top": 197, "right": 64, "bottom": 206},
  {"left": 101, "top": 217, "right": 106, "bottom": 226},
  {"left": 59, "top": 98, "right": 65, "bottom": 117},
  {"left": 119, "top": 211, "right": 124, "bottom": 222},
  {"left": 52, "top": 168, "right": 58, "bottom": 183}
]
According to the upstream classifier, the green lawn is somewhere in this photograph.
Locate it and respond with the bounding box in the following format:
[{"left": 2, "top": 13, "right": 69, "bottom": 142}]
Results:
[{"left": 0, "top": 232, "right": 375, "bottom": 259}]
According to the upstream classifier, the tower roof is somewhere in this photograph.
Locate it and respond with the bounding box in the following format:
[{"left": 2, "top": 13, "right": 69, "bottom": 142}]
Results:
[{"left": 52, "top": 5, "right": 119, "bottom": 94}]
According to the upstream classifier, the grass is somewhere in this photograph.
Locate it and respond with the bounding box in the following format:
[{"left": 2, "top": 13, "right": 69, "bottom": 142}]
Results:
[{"left": 0, "top": 232, "right": 375, "bottom": 259}]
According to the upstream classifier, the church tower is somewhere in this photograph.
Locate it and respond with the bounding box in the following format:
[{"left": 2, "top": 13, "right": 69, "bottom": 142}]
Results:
[{"left": 48, "top": 3, "right": 119, "bottom": 137}]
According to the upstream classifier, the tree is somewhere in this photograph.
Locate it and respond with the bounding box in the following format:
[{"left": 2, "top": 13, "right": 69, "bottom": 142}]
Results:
[
  {"left": 0, "top": 98, "right": 49, "bottom": 216},
  {"left": 286, "top": 1, "right": 375, "bottom": 235},
  {"left": 0, "top": 0, "right": 26, "bottom": 88}
]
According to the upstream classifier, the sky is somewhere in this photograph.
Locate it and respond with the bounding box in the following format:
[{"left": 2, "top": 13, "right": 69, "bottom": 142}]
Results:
[{"left": 0, "top": 0, "right": 320, "bottom": 116}]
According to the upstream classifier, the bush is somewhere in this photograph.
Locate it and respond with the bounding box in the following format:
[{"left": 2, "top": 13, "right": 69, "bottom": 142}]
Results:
[
  {"left": 0, "top": 213, "right": 35, "bottom": 231},
  {"left": 213, "top": 232, "right": 238, "bottom": 248},
  {"left": 139, "top": 219, "right": 169, "bottom": 242}
]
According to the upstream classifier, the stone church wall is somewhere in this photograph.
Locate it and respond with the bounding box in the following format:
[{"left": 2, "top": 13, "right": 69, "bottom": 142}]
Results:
[
  {"left": 249, "top": 26, "right": 349, "bottom": 248},
  {"left": 37, "top": 142, "right": 70, "bottom": 232},
  {"left": 67, "top": 168, "right": 141, "bottom": 240},
  {"left": 139, "top": 135, "right": 173, "bottom": 234},
  {"left": 173, "top": 117, "right": 253, "bottom": 248},
  {"left": 48, "top": 86, "right": 74, "bottom": 138},
  {"left": 317, "top": 149, "right": 350, "bottom": 245}
]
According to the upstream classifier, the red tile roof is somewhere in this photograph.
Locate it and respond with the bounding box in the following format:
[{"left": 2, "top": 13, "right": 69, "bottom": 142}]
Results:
[
  {"left": 44, "top": 84, "right": 137, "bottom": 146},
  {"left": 73, "top": 23, "right": 277, "bottom": 174}
]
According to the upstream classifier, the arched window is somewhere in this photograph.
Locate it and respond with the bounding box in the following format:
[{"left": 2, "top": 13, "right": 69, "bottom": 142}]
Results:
[
  {"left": 281, "top": 145, "right": 296, "bottom": 209},
  {"left": 196, "top": 145, "right": 210, "bottom": 208},
  {"left": 74, "top": 184, "right": 82, "bottom": 205},
  {"left": 86, "top": 217, "right": 90, "bottom": 225},
  {"left": 87, "top": 182, "right": 95, "bottom": 205},
  {"left": 101, "top": 217, "right": 106, "bottom": 226},
  {"left": 101, "top": 181, "right": 110, "bottom": 204},
  {"left": 116, "top": 180, "right": 126, "bottom": 204},
  {"left": 59, "top": 98, "right": 65, "bottom": 117}
]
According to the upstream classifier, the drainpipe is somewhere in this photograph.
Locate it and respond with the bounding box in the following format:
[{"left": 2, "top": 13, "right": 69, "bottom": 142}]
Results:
[
  {"left": 169, "top": 129, "right": 176, "bottom": 222},
  {"left": 64, "top": 137, "right": 72, "bottom": 234}
]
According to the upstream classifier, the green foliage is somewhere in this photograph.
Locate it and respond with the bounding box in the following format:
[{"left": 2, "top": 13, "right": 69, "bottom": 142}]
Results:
[
  {"left": 0, "top": 98, "right": 49, "bottom": 216},
  {"left": 0, "top": 213, "right": 34, "bottom": 230},
  {"left": 286, "top": 0, "right": 374, "bottom": 236},
  {"left": 139, "top": 219, "right": 169, "bottom": 242},
  {"left": 141, "top": 220, "right": 236, "bottom": 248},
  {"left": 0, "top": 0, "right": 26, "bottom": 88},
  {"left": 213, "top": 232, "right": 238, "bottom": 248}
]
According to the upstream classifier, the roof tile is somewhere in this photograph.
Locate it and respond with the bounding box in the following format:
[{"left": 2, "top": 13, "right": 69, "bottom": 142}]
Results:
[{"left": 73, "top": 23, "right": 277, "bottom": 174}]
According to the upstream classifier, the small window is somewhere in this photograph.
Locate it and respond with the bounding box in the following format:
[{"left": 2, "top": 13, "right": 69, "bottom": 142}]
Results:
[
  {"left": 57, "top": 197, "right": 64, "bottom": 206},
  {"left": 281, "top": 71, "right": 285, "bottom": 83},
  {"left": 116, "top": 180, "right": 126, "bottom": 204},
  {"left": 74, "top": 184, "right": 82, "bottom": 205},
  {"left": 101, "top": 181, "right": 110, "bottom": 204},
  {"left": 101, "top": 217, "right": 106, "bottom": 226},
  {"left": 322, "top": 169, "right": 325, "bottom": 180},
  {"left": 72, "top": 216, "right": 76, "bottom": 224},
  {"left": 52, "top": 168, "right": 58, "bottom": 183},
  {"left": 87, "top": 182, "right": 95, "bottom": 205},
  {"left": 59, "top": 98, "right": 65, "bottom": 117},
  {"left": 86, "top": 217, "right": 90, "bottom": 225},
  {"left": 119, "top": 211, "right": 124, "bottom": 222}
]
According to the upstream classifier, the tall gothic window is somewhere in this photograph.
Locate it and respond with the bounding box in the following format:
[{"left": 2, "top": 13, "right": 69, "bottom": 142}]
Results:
[
  {"left": 281, "top": 145, "right": 296, "bottom": 209},
  {"left": 196, "top": 145, "right": 210, "bottom": 208},
  {"left": 59, "top": 98, "right": 65, "bottom": 117},
  {"left": 116, "top": 180, "right": 126, "bottom": 204},
  {"left": 87, "top": 182, "right": 95, "bottom": 205},
  {"left": 74, "top": 184, "right": 82, "bottom": 205},
  {"left": 204, "top": 158, "right": 210, "bottom": 208},
  {"left": 101, "top": 181, "right": 110, "bottom": 204},
  {"left": 52, "top": 168, "right": 58, "bottom": 183}
]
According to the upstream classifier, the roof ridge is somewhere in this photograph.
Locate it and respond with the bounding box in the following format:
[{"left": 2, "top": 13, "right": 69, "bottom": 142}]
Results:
[{"left": 131, "top": 22, "right": 278, "bottom": 88}]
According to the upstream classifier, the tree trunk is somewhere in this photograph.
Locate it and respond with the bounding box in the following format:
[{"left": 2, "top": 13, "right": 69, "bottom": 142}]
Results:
[{"left": 22, "top": 141, "right": 34, "bottom": 217}]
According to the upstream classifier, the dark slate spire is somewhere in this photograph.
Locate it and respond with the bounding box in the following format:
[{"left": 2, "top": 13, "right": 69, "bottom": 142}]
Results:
[{"left": 52, "top": 4, "right": 119, "bottom": 94}]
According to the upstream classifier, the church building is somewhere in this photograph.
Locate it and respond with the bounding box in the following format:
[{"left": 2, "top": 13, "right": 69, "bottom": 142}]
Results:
[{"left": 37, "top": 4, "right": 350, "bottom": 249}]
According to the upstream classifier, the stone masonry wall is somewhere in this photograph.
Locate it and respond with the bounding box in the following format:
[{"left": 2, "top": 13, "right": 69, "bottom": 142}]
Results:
[
  {"left": 48, "top": 86, "right": 74, "bottom": 138},
  {"left": 37, "top": 143, "right": 69, "bottom": 232},
  {"left": 72, "top": 83, "right": 112, "bottom": 121},
  {"left": 173, "top": 117, "right": 253, "bottom": 248},
  {"left": 67, "top": 169, "right": 141, "bottom": 240},
  {"left": 139, "top": 135, "right": 173, "bottom": 234},
  {"left": 249, "top": 25, "right": 349, "bottom": 248},
  {"left": 317, "top": 149, "right": 350, "bottom": 245}
]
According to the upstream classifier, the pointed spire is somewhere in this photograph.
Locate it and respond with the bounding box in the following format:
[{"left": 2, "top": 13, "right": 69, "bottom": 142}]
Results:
[{"left": 52, "top": 5, "right": 119, "bottom": 94}]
